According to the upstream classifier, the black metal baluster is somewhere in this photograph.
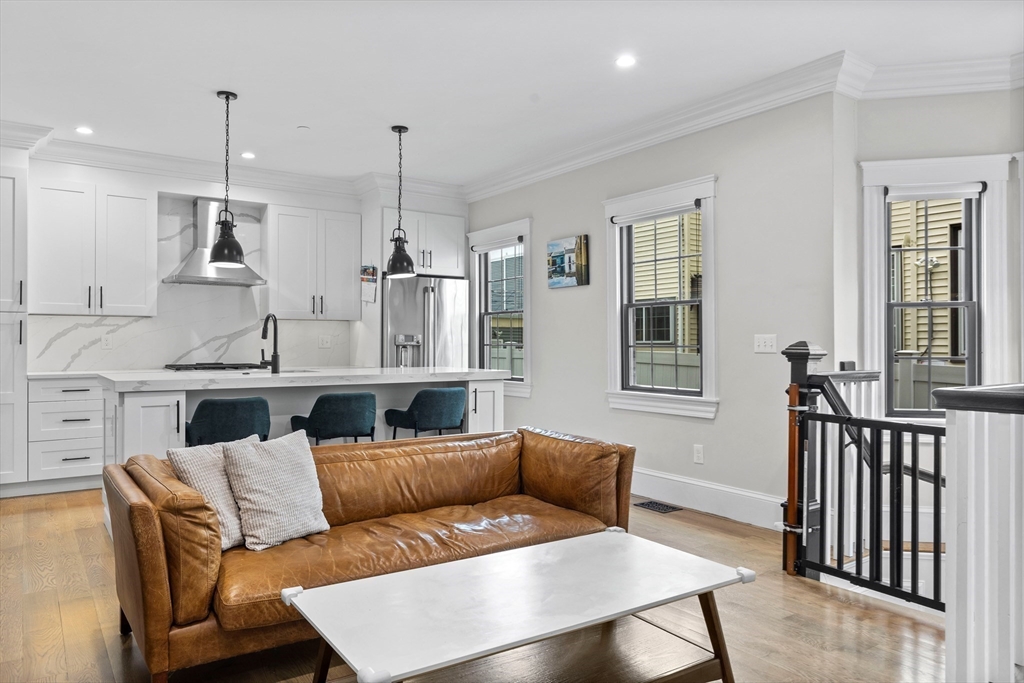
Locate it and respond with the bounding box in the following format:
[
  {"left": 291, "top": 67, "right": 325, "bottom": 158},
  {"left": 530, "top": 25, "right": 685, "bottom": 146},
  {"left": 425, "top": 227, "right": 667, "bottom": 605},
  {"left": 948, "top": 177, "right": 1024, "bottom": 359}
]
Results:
[
  {"left": 933, "top": 436, "right": 942, "bottom": 602},
  {"left": 890, "top": 429, "right": 903, "bottom": 590},
  {"left": 855, "top": 426, "right": 864, "bottom": 578},
  {"left": 819, "top": 421, "right": 829, "bottom": 566},
  {"left": 911, "top": 432, "right": 919, "bottom": 595},
  {"left": 870, "top": 427, "right": 882, "bottom": 582},
  {"left": 836, "top": 422, "right": 846, "bottom": 571}
]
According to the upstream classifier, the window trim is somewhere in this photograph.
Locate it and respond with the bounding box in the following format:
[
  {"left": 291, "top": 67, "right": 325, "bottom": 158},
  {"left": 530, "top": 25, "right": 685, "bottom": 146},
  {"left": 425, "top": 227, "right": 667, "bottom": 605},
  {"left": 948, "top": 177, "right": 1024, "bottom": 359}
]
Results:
[
  {"left": 861, "top": 154, "right": 1015, "bottom": 420},
  {"left": 468, "top": 218, "right": 532, "bottom": 399},
  {"left": 604, "top": 175, "right": 718, "bottom": 419}
]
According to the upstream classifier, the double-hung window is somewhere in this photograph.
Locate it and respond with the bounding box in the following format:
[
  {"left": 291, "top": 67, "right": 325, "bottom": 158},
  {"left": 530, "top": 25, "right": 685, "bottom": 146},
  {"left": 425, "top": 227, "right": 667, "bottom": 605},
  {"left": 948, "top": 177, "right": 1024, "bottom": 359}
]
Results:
[
  {"left": 885, "top": 188, "right": 980, "bottom": 416},
  {"left": 604, "top": 176, "right": 718, "bottom": 419},
  {"left": 469, "top": 218, "right": 531, "bottom": 397}
]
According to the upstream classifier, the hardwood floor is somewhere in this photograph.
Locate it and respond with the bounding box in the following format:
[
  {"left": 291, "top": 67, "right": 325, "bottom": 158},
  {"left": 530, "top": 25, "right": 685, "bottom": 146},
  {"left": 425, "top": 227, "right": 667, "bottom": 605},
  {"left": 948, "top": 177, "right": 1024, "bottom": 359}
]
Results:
[{"left": 0, "top": 490, "right": 944, "bottom": 682}]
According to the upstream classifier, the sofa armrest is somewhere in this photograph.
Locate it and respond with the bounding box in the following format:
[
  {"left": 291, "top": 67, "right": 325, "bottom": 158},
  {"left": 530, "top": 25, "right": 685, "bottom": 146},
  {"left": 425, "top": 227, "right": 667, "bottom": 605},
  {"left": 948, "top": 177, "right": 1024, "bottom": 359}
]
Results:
[
  {"left": 518, "top": 427, "right": 626, "bottom": 528},
  {"left": 104, "top": 464, "right": 173, "bottom": 677},
  {"left": 614, "top": 444, "right": 636, "bottom": 531}
]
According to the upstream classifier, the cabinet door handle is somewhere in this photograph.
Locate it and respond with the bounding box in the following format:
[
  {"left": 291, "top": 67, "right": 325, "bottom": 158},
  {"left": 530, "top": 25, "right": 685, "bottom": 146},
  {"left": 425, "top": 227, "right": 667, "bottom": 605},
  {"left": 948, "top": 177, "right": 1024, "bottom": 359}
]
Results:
[
  {"left": 87, "top": 285, "right": 91, "bottom": 309},
  {"left": 62, "top": 418, "right": 91, "bottom": 423},
  {"left": 312, "top": 296, "right": 316, "bottom": 314},
  {"left": 61, "top": 456, "right": 91, "bottom": 462},
  {"left": 18, "top": 319, "right": 23, "bottom": 345},
  {"left": 420, "top": 249, "right": 426, "bottom": 267},
  {"left": 18, "top": 280, "right": 23, "bottom": 306},
  {"left": 61, "top": 388, "right": 91, "bottom": 393},
  {"left": 99, "top": 286, "right": 103, "bottom": 309},
  {"left": 176, "top": 400, "right": 181, "bottom": 434},
  {"left": 320, "top": 296, "right": 323, "bottom": 315},
  {"left": 428, "top": 250, "right": 433, "bottom": 268},
  {"left": 473, "top": 388, "right": 478, "bottom": 414}
]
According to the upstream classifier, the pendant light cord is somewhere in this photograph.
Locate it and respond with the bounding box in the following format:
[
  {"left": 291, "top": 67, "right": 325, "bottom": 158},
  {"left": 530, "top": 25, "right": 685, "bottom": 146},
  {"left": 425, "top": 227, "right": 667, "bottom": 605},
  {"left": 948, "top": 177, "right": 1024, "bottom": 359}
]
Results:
[
  {"left": 396, "top": 128, "right": 403, "bottom": 236},
  {"left": 224, "top": 95, "right": 231, "bottom": 213}
]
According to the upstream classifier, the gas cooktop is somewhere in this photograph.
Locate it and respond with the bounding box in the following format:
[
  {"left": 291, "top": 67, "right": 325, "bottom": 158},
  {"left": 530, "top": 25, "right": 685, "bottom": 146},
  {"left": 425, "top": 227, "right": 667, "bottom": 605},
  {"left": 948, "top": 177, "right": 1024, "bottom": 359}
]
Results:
[{"left": 164, "top": 362, "right": 264, "bottom": 371}]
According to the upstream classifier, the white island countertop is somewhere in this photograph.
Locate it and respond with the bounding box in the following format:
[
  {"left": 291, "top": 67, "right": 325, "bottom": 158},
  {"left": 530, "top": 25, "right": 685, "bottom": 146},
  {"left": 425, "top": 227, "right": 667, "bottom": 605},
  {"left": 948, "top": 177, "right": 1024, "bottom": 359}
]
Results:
[{"left": 29, "top": 367, "right": 510, "bottom": 393}]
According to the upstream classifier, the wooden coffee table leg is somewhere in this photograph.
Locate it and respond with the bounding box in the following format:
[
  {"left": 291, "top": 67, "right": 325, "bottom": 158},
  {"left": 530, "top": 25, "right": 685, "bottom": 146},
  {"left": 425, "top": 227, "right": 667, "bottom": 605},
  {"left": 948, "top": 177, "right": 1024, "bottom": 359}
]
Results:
[
  {"left": 698, "top": 592, "right": 734, "bottom": 683},
  {"left": 312, "top": 636, "right": 334, "bottom": 683}
]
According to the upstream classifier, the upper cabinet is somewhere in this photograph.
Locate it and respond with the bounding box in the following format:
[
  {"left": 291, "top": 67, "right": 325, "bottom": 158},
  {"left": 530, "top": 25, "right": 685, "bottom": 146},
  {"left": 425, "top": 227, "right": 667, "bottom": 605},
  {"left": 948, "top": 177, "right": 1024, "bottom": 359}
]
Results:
[
  {"left": 383, "top": 208, "right": 466, "bottom": 278},
  {"left": 0, "top": 167, "right": 28, "bottom": 313},
  {"left": 267, "top": 206, "right": 361, "bottom": 321},
  {"left": 29, "top": 179, "right": 157, "bottom": 317}
]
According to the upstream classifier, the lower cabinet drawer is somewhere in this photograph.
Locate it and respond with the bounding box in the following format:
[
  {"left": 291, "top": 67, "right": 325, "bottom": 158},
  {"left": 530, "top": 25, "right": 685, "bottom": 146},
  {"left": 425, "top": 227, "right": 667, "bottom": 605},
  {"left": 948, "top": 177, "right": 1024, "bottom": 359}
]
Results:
[
  {"left": 29, "top": 400, "right": 104, "bottom": 441},
  {"left": 28, "top": 437, "right": 105, "bottom": 481}
]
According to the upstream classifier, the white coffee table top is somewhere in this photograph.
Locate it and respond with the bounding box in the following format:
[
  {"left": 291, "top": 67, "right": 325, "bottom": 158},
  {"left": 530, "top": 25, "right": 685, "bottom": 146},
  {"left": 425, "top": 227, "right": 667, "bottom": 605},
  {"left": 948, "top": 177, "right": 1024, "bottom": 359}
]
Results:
[{"left": 282, "top": 529, "right": 755, "bottom": 683}]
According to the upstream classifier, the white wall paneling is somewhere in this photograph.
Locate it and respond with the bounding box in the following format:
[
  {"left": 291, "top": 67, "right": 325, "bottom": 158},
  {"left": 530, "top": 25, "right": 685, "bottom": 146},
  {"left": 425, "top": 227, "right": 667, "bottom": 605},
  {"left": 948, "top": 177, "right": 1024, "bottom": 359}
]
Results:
[{"left": 0, "top": 166, "right": 27, "bottom": 313}]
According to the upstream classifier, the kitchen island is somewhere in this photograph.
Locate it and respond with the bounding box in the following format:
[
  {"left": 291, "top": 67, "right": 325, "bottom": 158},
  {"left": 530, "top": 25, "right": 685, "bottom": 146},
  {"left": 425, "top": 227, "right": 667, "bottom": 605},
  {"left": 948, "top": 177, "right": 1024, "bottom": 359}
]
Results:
[{"left": 17, "top": 367, "right": 508, "bottom": 500}]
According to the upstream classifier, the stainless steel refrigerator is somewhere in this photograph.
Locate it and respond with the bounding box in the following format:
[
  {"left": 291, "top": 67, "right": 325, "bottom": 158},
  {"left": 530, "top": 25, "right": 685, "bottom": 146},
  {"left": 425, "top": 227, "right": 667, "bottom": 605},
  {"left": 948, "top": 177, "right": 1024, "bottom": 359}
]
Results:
[{"left": 382, "top": 275, "right": 469, "bottom": 368}]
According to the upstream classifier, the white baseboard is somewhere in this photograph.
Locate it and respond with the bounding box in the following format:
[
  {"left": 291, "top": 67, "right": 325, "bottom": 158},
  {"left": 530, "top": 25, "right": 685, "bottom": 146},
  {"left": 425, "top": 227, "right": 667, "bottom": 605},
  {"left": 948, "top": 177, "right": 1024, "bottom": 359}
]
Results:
[
  {"left": 632, "top": 467, "right": 784, "bottom": 530},
  {"left": 0, "top": 475, "right": 102, "bottom": 499}
]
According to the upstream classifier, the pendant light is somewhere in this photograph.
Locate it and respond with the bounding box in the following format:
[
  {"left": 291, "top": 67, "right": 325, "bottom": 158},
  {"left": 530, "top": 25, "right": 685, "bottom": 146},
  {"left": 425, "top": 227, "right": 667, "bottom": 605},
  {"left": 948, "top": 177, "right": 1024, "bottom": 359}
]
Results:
[
  {"left": 386, "top": 125, "right": 416, "bottom": 279},
  {"left": 209, "top": 90, "right": 245, "bottom": 268}
]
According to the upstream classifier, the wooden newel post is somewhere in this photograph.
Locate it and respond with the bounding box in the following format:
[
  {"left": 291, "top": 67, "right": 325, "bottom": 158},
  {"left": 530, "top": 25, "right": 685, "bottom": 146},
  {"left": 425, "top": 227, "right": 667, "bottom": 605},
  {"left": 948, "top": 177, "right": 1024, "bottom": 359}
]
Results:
[{"left": 780, "top": 341, "right": 827, "bottom": 576}]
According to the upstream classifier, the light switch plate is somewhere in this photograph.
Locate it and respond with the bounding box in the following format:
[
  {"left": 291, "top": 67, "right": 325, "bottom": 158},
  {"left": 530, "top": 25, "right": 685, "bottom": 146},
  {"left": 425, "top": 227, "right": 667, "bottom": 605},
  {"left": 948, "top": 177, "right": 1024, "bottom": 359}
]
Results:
[
  {"left": 318, "top": 335, "right": 332, "bottom": 349},
  {"left": 693, "top": 444, "right": 704, "bottom": 464},
  {"left": 101, "top": 334, "right": 113, "bottom": 350},
  {"left": 754, "top": 334, "right": 777, "bottom": 354}
]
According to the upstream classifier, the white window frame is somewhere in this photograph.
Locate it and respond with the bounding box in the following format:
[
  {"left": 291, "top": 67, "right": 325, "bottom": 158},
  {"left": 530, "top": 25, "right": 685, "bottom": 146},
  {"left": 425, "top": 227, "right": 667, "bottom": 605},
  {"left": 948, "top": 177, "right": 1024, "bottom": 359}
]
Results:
[
  {"left": 604, "top": 175, "right": 718, "bottom": 419},
  {"left": 468, "top": 218, "right": 532, "bottom": 399},
  {"left": 861, "top": 154, "right": 1017, "bottom": 420}
]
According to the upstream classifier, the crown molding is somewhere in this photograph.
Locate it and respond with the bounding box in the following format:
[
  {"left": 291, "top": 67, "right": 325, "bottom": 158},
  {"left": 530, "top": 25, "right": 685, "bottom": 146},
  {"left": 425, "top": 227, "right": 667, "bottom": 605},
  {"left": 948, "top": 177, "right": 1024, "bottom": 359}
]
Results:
[
  {"left": 861, "top": 54, "right": 1023, "bottom": 100},
  {"left": 30, "top": 138, "right": 359, "bottom": 198},
  {"left": 354, "top": 172, "right": 466, "bottom": 201},
  {"left": 0, "top": 121, "right": 53, "bottom": 151},
  {"left": 465, "top": 51, "right": 867, "bottom": 202}
]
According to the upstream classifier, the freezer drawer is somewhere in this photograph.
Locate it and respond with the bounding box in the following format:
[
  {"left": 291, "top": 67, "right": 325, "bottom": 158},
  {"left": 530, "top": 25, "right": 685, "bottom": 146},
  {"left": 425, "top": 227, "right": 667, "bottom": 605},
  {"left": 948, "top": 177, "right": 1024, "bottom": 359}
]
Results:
[{"left": 29, "top": 399, "right": 104, "bottom": 441}]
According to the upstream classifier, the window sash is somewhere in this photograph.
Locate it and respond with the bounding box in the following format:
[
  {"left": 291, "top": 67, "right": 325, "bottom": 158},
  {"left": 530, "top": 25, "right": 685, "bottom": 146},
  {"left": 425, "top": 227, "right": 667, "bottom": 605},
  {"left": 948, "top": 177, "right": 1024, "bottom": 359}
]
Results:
[{"left": 480, "top": 245, "right": 525, "bottom": 381}]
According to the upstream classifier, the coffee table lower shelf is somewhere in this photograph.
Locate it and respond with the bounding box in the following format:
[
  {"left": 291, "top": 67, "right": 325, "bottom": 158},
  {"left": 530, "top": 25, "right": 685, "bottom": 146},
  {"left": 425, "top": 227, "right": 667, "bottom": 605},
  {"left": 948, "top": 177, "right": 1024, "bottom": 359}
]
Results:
[{"left": 315, "top": 592, "right": 733, "bottom": 683}]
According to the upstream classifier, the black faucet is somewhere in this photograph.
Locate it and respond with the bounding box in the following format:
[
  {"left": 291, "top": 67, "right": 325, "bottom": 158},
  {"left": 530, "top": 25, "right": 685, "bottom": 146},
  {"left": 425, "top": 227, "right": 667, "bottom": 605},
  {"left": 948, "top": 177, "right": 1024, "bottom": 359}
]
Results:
[{"left": 260, "top": 314, "right": 280, "bottom": 374}]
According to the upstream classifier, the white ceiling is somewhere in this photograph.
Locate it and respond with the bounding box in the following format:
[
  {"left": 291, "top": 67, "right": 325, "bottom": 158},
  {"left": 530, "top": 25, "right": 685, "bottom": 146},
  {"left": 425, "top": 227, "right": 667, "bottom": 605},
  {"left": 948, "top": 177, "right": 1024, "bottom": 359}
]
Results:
[{"left": 2, "top": 1, "right": 1022, "bottom": 187}]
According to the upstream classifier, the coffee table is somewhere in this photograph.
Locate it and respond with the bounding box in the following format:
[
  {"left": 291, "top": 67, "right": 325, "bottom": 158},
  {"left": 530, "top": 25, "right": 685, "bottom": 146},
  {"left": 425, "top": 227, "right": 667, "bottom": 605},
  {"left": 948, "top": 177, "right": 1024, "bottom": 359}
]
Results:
[{"left": 281, "top": 528, "right": 755, "bottom": 683}]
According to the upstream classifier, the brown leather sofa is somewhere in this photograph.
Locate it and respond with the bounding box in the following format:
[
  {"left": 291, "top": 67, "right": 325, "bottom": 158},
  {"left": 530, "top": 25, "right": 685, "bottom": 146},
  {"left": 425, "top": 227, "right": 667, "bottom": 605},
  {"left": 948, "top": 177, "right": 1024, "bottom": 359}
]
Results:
[{"left": 103, "top": 427, "right": 635, "bottom": 682}]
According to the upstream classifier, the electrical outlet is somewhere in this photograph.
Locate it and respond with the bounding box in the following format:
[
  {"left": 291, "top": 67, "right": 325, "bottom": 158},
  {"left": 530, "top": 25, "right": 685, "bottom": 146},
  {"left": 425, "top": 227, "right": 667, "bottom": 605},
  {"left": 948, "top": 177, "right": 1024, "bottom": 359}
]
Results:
[
  {"left": 318, "top": 335, "right": 332, "bottom": 349},
  {"left": 754, "top": 334, "right": 777, "bottom": 354},
  {"left": 101, "top": 334, "right": 113, "bottom": 350},
  {"left": 693, "top": 444, "right": 704, "bottom": 464}
]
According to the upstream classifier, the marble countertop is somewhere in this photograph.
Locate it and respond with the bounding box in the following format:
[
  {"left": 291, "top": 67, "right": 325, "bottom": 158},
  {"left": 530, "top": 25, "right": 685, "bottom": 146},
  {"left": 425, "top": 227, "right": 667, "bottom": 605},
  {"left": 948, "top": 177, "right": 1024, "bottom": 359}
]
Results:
[{"left": 28, "top": 367, "right": 510, "bottom": 393}]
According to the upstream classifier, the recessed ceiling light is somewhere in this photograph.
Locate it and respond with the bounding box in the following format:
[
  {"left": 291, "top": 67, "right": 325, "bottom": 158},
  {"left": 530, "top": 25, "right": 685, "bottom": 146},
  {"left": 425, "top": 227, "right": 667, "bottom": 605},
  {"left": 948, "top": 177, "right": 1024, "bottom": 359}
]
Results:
[
  {"left": 616, "top": 55, "right": 636, "bottom": 68},
  {"left": 240, "top": 152, "right": 255, "bottom": 159},
  {"left": 75, "top": 126, "right": 93, "bottom": 135}
]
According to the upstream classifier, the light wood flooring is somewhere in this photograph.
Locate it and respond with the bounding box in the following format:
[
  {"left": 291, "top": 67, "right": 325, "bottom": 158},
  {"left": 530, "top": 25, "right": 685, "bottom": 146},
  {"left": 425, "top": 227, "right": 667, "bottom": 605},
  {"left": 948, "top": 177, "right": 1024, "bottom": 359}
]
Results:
[{"left": 0, "top": 490, "right": 944, "bottom": 682}]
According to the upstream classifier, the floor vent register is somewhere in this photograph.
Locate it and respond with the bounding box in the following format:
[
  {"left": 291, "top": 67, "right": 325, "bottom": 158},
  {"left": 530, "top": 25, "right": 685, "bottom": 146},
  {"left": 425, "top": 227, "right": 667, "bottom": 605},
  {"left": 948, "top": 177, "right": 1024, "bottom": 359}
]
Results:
[{"left": 634, "top": 500, "right": 683, "bottom": 514}]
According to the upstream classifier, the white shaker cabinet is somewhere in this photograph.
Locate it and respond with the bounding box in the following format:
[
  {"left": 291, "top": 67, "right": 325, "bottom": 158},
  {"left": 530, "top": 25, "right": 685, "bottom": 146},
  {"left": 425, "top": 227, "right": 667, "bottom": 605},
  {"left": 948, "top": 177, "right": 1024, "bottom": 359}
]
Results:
[
  {"left": 383, "top": 208, "right": 465, "bottom": 278},
  {"left": 121, "top": 391, "right": 186, "bottom": 459},
  {"left": 29, "top": 179, "right": 157, "bottom": 316},
  {"left": 0, "top": 314, "right": 27, "bottom": 484},
  {"left": 466, "top": 379, "right": 504, "bottom": 433},
  {"left": 25, "top": 377, "right": 105, "bottom": 481},
  {"left": 267, "top": 206, "right": 361, "bottom": 321},
  {"left": 0, "top": 167, "right": 27, "bottom": 313}
]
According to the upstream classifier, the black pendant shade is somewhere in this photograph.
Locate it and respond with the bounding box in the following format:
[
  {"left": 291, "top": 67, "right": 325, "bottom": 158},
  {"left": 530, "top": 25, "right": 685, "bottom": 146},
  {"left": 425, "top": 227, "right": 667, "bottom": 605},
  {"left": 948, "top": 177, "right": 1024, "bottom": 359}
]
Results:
[
  {"left": 210, "top": 90, "right": 246, "bottom": 269},
  {"left": 386, "top": 124, "right": 415, "bottom": 279}
]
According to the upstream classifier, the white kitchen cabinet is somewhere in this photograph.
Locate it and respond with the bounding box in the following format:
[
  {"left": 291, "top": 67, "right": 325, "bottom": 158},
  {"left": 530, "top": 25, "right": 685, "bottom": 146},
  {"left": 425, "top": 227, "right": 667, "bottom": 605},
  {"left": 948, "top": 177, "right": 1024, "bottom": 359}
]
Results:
[
  {"left": 0, "top": 167, "right": 28, "bottom": 313},
  {"left": 0, "top": 314, "right": 27, "bottom": 484},
  {"left": 28, "top": 437, "right": 104, "bottom": 481},
  {"left": 383, "top": 208, "right": 465, "bottom": 278},
  {"left": 26, "top": 377, "right": 104, "bottom": 482},
  {"left": 29, "top": 179, "right": 157, "bottom": 316},
  {"left": 268, "top": 206, "right": 361, "bottom": 321},
  {"left": 466, "top": 379, "right": 504, "bottom": 433},
  {"left": 122, "top": 391, "right": 185, "bottom": 459}
]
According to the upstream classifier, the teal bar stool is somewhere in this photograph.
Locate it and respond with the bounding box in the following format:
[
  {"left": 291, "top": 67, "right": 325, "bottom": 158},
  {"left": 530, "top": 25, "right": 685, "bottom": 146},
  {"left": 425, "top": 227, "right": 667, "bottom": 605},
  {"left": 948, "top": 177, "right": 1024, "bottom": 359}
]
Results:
[
  {"left": 384, "top": 387, "right": 466, "bottom": 439},
  {"left": 185, "top": 397, "right": 271, "bottom": 446},
  {"left": 290, "top": 392, "right": 376, "bottom": 445}
]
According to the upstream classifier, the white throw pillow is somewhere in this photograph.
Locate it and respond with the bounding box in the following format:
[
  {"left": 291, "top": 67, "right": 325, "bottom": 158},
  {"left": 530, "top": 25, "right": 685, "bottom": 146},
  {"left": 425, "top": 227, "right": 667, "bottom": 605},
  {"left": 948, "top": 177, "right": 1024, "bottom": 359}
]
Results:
[
  {"left": 222, "top": 429, "right": 330, "bottom": 551},
  {"left": 167, "top": 434, "right": 259, "bottom": 551}
]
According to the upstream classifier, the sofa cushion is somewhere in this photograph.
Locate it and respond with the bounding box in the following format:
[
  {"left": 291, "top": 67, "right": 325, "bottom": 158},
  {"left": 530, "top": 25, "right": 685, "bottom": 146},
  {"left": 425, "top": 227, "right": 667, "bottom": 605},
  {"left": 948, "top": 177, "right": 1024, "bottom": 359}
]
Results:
[
  {"left": 519, "top": 427, "right": 620, "bottom": 527},
  {"left": 223, "top": 430, "right": 330, "bottom": 551},
  {"left": 125, "top": 455, "right": 220, "bottom": 627},
  {"left": 214, "top": 494, "right": 605, "bottom": 631},
  {"left": 167, "top": 435, "right": 259, "bottom": 551},
  {"left": 313, "top": 432, "right": 521, "bottom": 527}
]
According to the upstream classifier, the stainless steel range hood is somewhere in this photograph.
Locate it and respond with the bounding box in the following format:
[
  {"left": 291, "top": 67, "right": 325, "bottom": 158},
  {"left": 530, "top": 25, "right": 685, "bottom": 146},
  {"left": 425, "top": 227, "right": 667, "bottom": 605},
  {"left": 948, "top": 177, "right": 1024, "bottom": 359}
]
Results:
[{"left": 163, "top": 198, "right": 266, "bottom": 287}]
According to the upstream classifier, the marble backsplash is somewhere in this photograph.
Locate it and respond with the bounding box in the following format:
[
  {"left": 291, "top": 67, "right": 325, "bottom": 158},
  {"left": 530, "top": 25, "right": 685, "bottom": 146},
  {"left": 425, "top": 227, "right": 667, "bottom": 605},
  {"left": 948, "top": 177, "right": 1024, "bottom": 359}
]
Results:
[{"left": 28, "top": 195, "right": 351, "bottom": 372}]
